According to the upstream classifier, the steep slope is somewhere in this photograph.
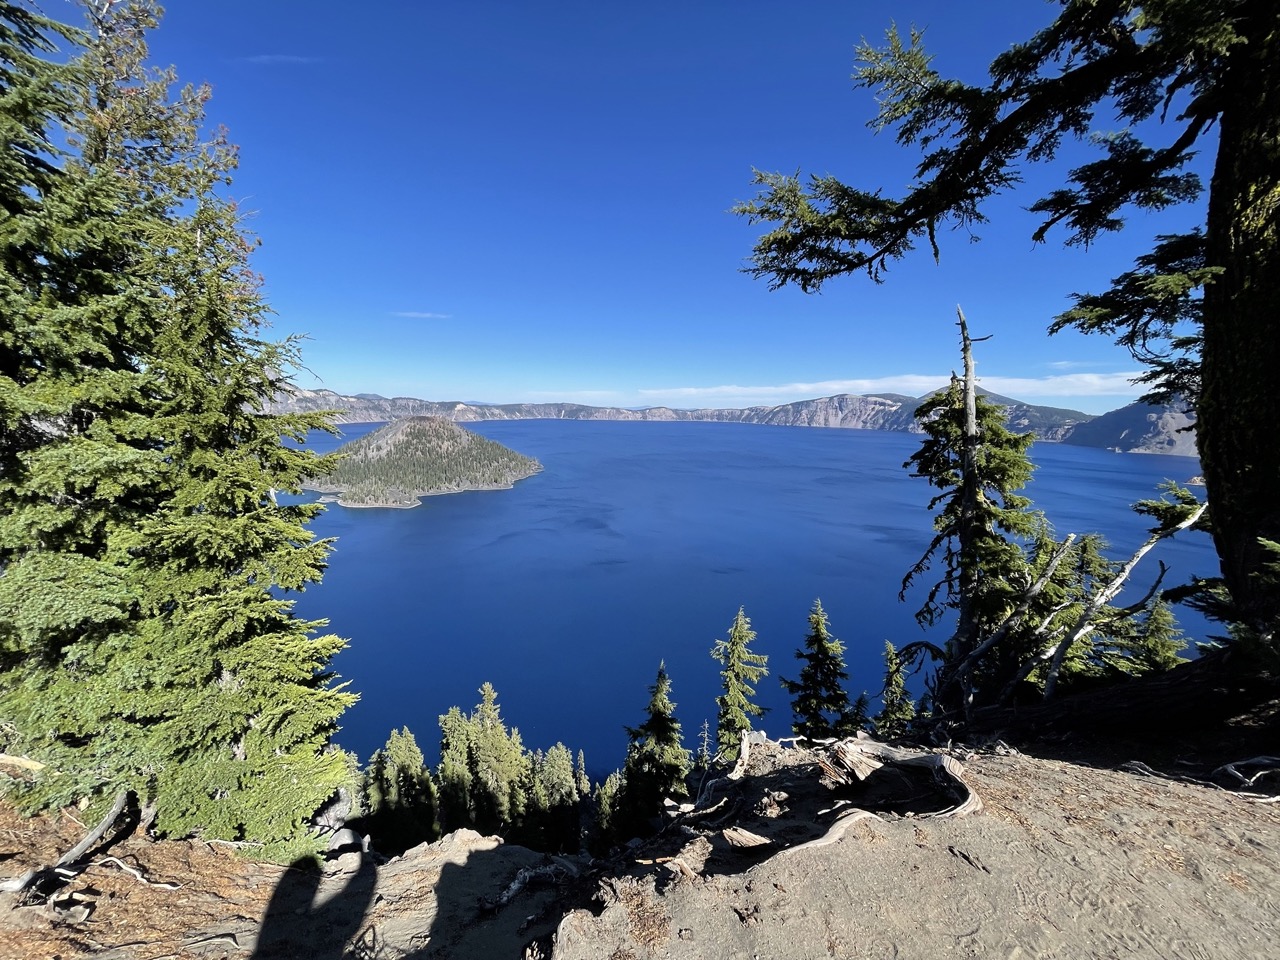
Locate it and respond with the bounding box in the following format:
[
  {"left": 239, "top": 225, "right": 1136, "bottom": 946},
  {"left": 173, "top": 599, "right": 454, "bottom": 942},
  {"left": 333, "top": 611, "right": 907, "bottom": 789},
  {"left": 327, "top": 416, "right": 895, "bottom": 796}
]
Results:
[
  {"left": 4, "top": 734, "right": 1275, "bottom": 959},
  {"left": 1060, "top": 399, "right": 1198, "bottom": 455},
  {"left": 304, "top": 416, "right": 541, "bottom": 507}
]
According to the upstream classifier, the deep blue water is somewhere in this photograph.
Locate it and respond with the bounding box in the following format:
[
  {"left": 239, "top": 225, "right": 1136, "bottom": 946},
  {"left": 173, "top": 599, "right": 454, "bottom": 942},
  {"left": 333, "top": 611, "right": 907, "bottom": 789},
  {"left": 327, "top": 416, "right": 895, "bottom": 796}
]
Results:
[{"left": 289, "top": 420, "right": 1214, "bottom": 773}]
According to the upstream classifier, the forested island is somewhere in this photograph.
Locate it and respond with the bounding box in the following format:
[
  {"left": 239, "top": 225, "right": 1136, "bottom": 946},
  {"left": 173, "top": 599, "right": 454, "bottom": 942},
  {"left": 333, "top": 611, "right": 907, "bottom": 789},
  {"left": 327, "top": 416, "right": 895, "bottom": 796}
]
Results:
[{"left": 304, "top": 416, "right": 542, "bottom": 507}]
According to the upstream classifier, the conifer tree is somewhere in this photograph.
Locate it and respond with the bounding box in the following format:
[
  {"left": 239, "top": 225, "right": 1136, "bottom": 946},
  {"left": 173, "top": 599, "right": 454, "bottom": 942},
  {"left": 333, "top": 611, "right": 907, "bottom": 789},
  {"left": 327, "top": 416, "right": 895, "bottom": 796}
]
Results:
[
  {"left": 873, "top": 642, "right": 916, "bottom": 741},
  {"left": 694, "top": 719, "right": 713, "bottom": 771},
  {"left": 467, "top": 683, "right": 529, "bottom": 834},
  {"left": 847, "top": 693, "right": 871, "bottom": 734},
  {"left": 363, "top": 728, "right": 437, "bottom": 854},
  {"left": 590, "top": 770, "right": 623, "bottom": 853},
  {"left": 436, "top": 706, "right": 474, "bottom": 833},
  {"left": 897, "top": 314, "right": 1041, "bottom": 715},
  {"left": 574, "top": 749, "right": 591, "bottom": 799},
  {"left": 736, "top": 1, "right": 1280, "bottom": 649},
  {"left": 1130, "top": 597, "right": 1187, "bottom": 673},
  {"left": 780, "top": 600, "right": 860, "bottom": 741},
  {"left": 0, "top": 0, "right": 352, "bottom": 854},
  {"left": 711, "top": 607, "right": 769, "bottom": 761},
  {"left": 616, "top": 663, "right": 691, "bottom": 839},
  {"left": 521, "top": 742, "right": 579, "bottom": 853}
]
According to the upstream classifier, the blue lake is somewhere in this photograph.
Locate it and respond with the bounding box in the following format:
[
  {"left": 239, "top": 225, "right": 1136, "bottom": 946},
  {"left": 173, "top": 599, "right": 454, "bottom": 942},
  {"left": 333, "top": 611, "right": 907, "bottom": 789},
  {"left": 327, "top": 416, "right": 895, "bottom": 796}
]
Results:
[{"left": 290, "top": 420, "right": 1214, "bottom": 773}]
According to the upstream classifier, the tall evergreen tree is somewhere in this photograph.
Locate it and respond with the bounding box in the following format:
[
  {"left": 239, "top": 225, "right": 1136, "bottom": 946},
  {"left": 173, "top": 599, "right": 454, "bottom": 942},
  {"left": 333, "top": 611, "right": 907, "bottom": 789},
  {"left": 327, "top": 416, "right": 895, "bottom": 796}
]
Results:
[
  {"left": 712, "top": 608, "right": 770, "bottom": 760},
  {"left": 780, "top": 599, "right": 861, "bottom": 740},
  {"left": 467, "top": 682, "right": 529, "bottom": 835},
  {"left": 898, "top": 315, "right": 1041, "bottom": 715},
  {"left": 590, "top": 770, "right": 623, "bottom": 854},
  {"left": 517, "top": 742, "right": 579, "bottom": 853},
  {"left": 0, "top": 0, "right": 353, "bottom": 855},
  {"left": 736, "top": 0, "right": 1280, "bottom": 650},
  {"left": 436, "top": 705, "right": 474, "bottom": 834},
  {"left": 615, "top": 662, "right": 691, "bottom": 840},
  {"left": 873, "top": 642, "right": 916, "bottom": 741},
  {"left": 363, "top": 727, "right": 437, "bottom": 854}
]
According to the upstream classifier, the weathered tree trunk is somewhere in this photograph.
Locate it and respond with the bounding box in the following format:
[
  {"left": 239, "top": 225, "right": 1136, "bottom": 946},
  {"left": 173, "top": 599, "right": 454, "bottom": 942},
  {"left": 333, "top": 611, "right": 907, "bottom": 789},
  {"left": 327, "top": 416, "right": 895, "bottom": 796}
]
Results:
[
  {"left": 936, "top": 307, "right": 984, "bottom": 717},
  {"left": 1199, "top": 2, "right": 1280, "bottom": 644}
]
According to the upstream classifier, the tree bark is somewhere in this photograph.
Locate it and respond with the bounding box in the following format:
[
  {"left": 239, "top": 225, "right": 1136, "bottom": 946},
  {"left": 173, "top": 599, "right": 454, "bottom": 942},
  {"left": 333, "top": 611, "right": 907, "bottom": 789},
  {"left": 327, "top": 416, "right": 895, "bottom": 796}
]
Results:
[{"left": 1199, "top": 1, "right": 1280, "bottom": 642}]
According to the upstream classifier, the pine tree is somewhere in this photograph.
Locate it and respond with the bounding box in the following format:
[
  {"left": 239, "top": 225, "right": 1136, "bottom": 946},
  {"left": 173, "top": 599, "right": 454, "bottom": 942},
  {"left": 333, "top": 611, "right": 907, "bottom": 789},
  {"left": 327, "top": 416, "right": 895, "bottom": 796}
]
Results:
[
  {"left": 897, "top": 314, "right": 1041, "bottom": 715},
  {"left": 780, "top": 599, "right": 859, "bottom": 741},
  {"left": 711, "top": 607, "right": 769, "bottom": 761},
  {"left": 873, "top": 642, "right": 916, "bottom": 741},
  {"left": 590, "top": 770, "right": 623, "bottom": 854},
  {"left": 1130, "top": 597, "right": 1187, "bottom": 673},
  {"left": 574, "top": 749, "right": 591, "bottom": 799},
  {"left": 845, "top": 693, "right": 871, "bottom": 736},
  {"left": 363, "top": 727, "right": 437, "bottom": 854},
  {"left": 694, "top": 719, "right": 713, "bottom": 771},
  {"left": 0, "top": 0, "right": 352, "bottom": 855},
  {"left": 464, "top": 683, "right": 528, "bottom": 835},
  {"left": 736, "top": 2, "right": 1280, "bottom": 648},
  {"left": 615, "top": 663, "right": 691, "bottom": 839},
  {"left": 436, "top": 706, "right": 474, "bottom": 833},
  {"left": 521, "top": 742, "right": 579, "bottom": 853}
]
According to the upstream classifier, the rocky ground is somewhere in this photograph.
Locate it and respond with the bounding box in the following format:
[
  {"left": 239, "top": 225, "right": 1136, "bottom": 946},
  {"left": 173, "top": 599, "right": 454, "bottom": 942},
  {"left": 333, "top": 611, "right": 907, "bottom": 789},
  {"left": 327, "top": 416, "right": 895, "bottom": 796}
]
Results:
[{"left": 3, "top": 717, "right": 1278, "bottom": 960}]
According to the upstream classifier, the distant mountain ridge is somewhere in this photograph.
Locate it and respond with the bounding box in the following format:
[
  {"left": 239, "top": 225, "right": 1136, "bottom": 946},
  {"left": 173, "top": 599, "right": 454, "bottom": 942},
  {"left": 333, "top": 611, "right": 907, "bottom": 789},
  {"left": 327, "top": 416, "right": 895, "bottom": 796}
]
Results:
[{"left": 268, "top": 388, "right": 1196, "bottom": 456}]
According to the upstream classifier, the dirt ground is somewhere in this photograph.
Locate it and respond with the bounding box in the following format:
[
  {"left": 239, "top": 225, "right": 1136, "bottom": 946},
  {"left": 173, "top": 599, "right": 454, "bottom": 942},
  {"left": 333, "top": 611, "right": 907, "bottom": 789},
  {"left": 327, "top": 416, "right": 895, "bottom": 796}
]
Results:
[{"left": 2, "top": 730, "right": 1278, "bottom": 960}]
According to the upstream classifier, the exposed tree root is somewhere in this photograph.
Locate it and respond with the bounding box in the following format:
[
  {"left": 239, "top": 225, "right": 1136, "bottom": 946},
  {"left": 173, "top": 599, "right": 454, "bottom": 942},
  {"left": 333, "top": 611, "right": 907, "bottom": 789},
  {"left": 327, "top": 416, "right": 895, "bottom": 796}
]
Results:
[{"left": 0, "top": 790, "right": 131, "bottom": 896}]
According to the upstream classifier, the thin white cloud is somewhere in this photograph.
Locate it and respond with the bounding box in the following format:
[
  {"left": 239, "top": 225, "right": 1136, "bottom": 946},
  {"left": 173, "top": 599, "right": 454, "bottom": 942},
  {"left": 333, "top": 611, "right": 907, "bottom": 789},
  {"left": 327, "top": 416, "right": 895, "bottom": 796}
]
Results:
[
  {"left": 638, "top": 376, "right": 951, "bottom": 402},
  {"left": 980, "top": 372, "right": 1143, "bottom": 397},
  {"left": 242, "top": 54, "right": 320, "bottom": 65},
  {"left": 390, "top": 311, "right": 452, "bottom": 320}
]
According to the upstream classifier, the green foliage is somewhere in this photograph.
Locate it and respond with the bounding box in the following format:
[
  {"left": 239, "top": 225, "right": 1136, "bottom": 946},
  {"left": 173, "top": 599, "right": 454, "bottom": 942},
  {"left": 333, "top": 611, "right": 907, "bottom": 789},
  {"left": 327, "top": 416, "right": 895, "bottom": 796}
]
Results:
[
  {"left": 902, "top": 378, "right": 1039, "bottom": 634},
  {"left": 898, "top": 332, "right": 1202, "bottom": 715},
  {"left": 590, "top": 770, "right": 623, "bottom": 854},
  {"left": 0, "top": 0, "right": 353, "bottom": 852},
  {"left": 615, "top": 663, "right": 691, "bottom": 840},
  {"left": 436, "top": 705, "right": 474, "bottom": 833},
  {"left": 780, "top": 600, "right": 862, "bottom": 740},
  {"left": 711, "top": 607, "right": 769, "bottom": 760},
  {"left": 575, "top": 749, "right": 591, "bottom": 798},
  {"left": 514, "top": 742, "right": 580, "bottom": 852},
  {"left": 435, "top": 683, "right": 585, "bottom": 848},
  {"left": 873, "top": 642, "right": 916, "bottom": 740},
  {"left": 736, "top": 0, "right": 1280, "bottom": 648},
  {"left": 311, "top": 416, "right": 541, "bottom": 506},
  {"left": 900, "top": 363, "right": 1040, "bottom": 714},
  {"left": 363, "top": 727, "right": 438, "bottom": 855}
]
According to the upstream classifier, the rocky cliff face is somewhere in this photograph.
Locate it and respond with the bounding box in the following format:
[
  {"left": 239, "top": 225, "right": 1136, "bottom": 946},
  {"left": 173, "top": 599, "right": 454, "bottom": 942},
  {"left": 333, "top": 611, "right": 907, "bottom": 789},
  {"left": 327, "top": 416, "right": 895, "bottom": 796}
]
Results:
[
  {"left": 268, "top": 388, "right": 1195, "bottom": 455},
  {"left": 1059, "top": 398, "right": 1198, "bottom": 455}
]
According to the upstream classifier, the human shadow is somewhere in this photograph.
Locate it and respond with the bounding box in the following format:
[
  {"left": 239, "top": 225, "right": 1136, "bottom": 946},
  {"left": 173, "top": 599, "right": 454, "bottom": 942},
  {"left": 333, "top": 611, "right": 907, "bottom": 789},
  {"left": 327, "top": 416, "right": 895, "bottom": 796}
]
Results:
[{"left": 250, "top": 851, "right": 377, "bottom": 960}]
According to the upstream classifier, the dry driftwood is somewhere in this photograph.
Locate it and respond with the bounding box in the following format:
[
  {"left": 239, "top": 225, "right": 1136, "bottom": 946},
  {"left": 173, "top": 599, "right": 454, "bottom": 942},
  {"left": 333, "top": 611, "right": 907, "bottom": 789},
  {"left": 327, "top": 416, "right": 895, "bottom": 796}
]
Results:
[
  {"left": 819, "top": 734, "right": 983, "bottom": 818},
  {"left": 721, "top": 826, "right": 771, "bottom": 849},
  {"left": 0, "top": 789, "right": 131, "bottom": 895},
  {"left": 1214, "top": 756, "right": 1280, "bottom": 789}
]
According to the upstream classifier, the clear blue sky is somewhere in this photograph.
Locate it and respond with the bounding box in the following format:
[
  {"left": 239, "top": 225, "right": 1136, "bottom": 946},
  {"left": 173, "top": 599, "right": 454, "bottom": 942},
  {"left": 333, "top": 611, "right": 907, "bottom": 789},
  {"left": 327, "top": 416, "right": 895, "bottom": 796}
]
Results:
[{"left": 110, "top": 1, "right": 1205, "bottom": 415}]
